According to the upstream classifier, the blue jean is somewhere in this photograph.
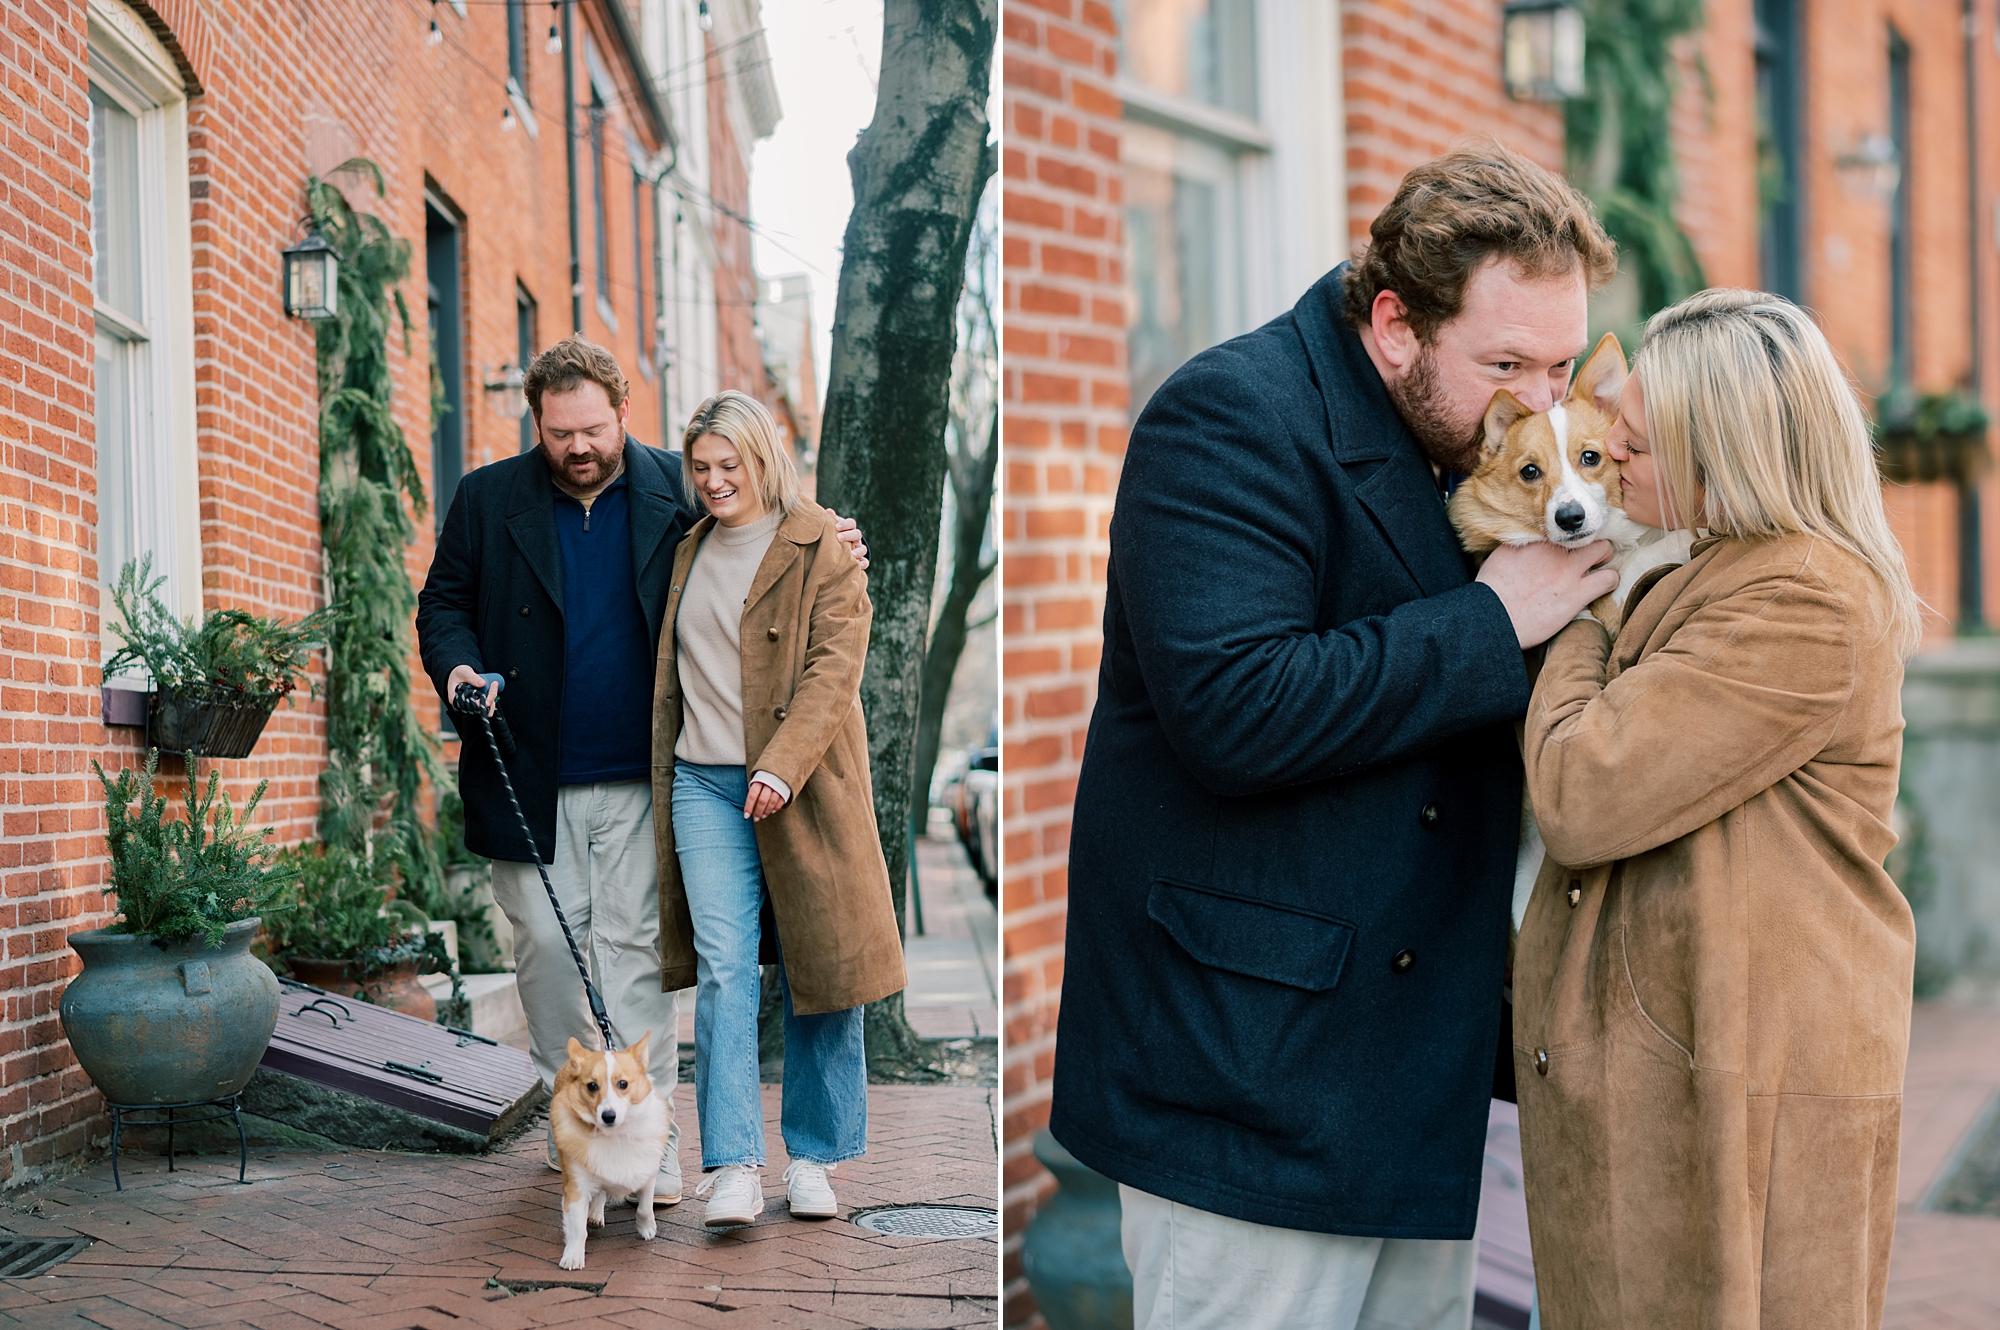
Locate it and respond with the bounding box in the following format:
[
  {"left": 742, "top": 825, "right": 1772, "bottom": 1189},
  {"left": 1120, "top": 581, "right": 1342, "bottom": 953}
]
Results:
[{"left": 672, "top": 761, "right": 868, "bottom": 1170}]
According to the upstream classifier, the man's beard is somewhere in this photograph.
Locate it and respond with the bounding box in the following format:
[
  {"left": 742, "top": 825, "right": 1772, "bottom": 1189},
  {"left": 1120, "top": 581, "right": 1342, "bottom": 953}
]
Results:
[{"left": 1388, "top": 341, "right": 1485, "bottom": 476}]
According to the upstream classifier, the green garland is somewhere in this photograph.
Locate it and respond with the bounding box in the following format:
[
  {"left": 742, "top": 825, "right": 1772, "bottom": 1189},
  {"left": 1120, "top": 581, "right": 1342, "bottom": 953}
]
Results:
[
  {"left": 304, "top": 160, "right": 445, "bottom": 903},
  {"left": 1566, "top": 0, "right": 1708, "bottom": 317}
]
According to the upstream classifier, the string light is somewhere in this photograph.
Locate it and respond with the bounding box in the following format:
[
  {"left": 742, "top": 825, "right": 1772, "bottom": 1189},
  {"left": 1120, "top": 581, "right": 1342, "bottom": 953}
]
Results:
[
  {"left": 698, "top": 0, "right": 712, "bottom": 32},
  {"left": 427, "top": 0, "right": 443, "bottom": 44},
  {"left": 546, "top": 0, "right": 562, "bottom": 53},
  {"left": 501, "top": 103, "right": 516, "bottom": 131}
]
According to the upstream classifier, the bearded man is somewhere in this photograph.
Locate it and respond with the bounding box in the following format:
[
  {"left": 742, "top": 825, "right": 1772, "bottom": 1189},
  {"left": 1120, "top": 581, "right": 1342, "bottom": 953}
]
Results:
[{"left": 1048, "top": 142, "right": 1621, "bottom": 1329}]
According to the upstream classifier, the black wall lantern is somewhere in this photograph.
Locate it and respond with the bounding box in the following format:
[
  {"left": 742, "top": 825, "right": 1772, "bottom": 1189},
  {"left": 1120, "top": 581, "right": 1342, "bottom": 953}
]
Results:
[
  {"left": 282, "top": 230, "right": 340, "bottom": 320},
  {"left": 1503, "top": 0, "right": 1585, "bottom": 102}
]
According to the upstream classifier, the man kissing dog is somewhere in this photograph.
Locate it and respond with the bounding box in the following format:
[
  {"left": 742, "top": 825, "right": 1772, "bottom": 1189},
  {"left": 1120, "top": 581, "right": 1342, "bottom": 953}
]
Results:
[{"left": 1049, "top": 142, "right": 1623, "bottom": 1330}]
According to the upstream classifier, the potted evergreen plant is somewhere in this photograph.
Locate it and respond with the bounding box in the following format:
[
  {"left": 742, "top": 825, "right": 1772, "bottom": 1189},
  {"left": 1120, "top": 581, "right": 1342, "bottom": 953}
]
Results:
[
  {"left": 1874, "top": 387, "right": 1992, "bottom": 485},
  {"left": 105, "top": 556, "right": 336, "bottom": 759},
  {"left": 262, "top": 844, "right": 463, "bottom": 1023},
  {"left": 61, "top": 752, "right": 297, "bottom": 1106}
]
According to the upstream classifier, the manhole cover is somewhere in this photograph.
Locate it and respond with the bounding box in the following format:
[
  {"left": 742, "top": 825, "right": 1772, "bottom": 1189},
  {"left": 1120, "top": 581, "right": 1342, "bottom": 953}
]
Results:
[
  {"left": 0, "top": 1238, "right": 91, "bottom": 1279},
  {"left": 852, "top": 1205, "right": 998, "bottom": 1240}
]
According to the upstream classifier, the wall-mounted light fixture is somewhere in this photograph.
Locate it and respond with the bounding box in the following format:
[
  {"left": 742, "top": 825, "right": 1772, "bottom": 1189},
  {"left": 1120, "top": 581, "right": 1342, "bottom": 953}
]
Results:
[
  {"left": 1502, "top": 0, "right": 1585, "bottom": 102},
  {"left": 484, "top": 363, "right": 528, "bottom": 420},
  {"left": 281, "top": 229, "right": 339, "bottom": 320},
  {"left": 1835, "top": 134, "right": 1902, "bottom": 201}
]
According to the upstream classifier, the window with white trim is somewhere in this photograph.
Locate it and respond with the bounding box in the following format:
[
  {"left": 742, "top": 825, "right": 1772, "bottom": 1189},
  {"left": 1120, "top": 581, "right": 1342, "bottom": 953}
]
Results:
[{"left": 88, "top": 0, "right": 199, "bottom": 627}]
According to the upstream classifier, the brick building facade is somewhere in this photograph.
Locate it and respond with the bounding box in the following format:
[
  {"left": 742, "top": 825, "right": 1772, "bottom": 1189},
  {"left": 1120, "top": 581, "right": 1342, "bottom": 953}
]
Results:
[
  {"left": 0, "top": 0, "right": 787, "bottom": 1184},
  {"left": 1001, "top": 0, "right": 1999, "bottom": 1323}
]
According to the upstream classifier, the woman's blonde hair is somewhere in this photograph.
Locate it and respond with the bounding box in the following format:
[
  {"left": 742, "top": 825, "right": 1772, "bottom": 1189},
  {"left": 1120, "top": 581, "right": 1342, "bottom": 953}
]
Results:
[
  {"left": 681, "top": 390, "right": 801, "bottom": 519},
  {"left": 1634, "top": 288, "right": 1923, "bottom": 656}
]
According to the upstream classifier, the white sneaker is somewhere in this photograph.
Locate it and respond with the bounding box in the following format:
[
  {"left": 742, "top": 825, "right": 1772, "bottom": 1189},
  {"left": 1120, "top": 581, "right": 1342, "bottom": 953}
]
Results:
[
  {"left": 697, "top": 1165, "right": 764, "bottom": 1227},
  {"left": 655, "top": 1159, "right": 683, "bottom": 1206},
  {"left": 782, "top": 1160, "right": 838, "bottom": 1219}
]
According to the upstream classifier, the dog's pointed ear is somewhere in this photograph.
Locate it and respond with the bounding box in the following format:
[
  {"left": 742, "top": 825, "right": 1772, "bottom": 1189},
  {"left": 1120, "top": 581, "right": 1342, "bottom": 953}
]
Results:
[
  {"left": 629, "top": 1030, "right": 651, "bottom": 1066},
  {"left": 1569, "top": 331, "right": 1627, "bottom": 415},
  {"left": 566, "top": 1037, "right": 587, "bottom": 1061},
  {"left": 1483, "top": 390, "right": 1532, "bottom": 456}
]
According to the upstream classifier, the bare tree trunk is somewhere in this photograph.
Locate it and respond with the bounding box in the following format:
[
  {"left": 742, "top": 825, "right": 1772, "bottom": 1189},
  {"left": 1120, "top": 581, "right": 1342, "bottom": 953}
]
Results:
[
  {"left": 909, "top": 401, "right": 997, "bottom": 836},
  {"left": 814, "top": 0, "right": 996, "bottom": 1070}
]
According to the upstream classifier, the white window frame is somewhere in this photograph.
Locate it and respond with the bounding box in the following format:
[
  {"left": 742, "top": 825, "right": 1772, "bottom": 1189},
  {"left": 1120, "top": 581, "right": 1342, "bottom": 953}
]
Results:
[
  {"left": 88, "top": 0, "right": 200, "bottom": 640},
  {"left": 1118, "top": 0, "right": 1345, "bottom": 349}
]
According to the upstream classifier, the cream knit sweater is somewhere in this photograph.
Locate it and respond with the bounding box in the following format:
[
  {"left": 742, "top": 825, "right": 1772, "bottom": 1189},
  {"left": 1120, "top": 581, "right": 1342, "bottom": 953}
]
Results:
[{"left": 674, "top": 510, "right": 789, "bottom": 794}]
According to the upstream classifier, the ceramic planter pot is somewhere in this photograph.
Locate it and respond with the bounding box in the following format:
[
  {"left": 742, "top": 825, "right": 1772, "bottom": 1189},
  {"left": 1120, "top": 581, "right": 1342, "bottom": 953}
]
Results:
[
  {"left": 286, "top": 956, "right": 437, "bottom": 1022},
  {"left": 60, "top": 918, "right": 281, "bottom": 1106},
  {"left": 1021, "top": 1129, "right": 1135, "bottom": 1330}
]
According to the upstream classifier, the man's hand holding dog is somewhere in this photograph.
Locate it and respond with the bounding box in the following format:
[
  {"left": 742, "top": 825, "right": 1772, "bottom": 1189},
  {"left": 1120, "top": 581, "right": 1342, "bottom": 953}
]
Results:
[{"left": 1479, "top": 539, "right": 1619, "bottom": 648}]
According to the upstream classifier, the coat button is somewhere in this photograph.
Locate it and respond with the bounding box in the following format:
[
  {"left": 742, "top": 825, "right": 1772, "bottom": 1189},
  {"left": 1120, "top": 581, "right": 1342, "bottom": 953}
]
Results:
[
  {"left": 773, "top": 706, "right": 788, "bottom": 720},
  {"left": 1391, "top": 949, "right": 1415, "bottom": 973},
  {"left": 507, "top": 668, "right": 519, "bottom": 680},
  {"left": 1535, "top": 1049, "right": 1549, "bottom": 1076},
  {"left": 767, "top": 627, "right": 779, "bottom": 640},
  {"left": 519, "top": 605, "right": 530, "bottom": 616},
  {"left": 1419, "top": 802, "right": 1440, "bottom": 828},
  {"left": 1567, "top": 879, "right": 1582, "bottom": 907}
]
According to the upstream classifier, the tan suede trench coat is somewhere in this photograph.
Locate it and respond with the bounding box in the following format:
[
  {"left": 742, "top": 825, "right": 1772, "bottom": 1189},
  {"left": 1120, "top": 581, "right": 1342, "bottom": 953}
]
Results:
[
  {"left": 1515, "top": 532, "right": 1913, "bottom": 1330},
  {"left": 650, "top": 503, "right": 906, "bottom": 1016}
]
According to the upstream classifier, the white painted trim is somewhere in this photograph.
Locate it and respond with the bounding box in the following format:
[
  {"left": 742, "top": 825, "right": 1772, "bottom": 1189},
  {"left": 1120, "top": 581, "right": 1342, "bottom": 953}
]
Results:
[
  {"left": 87, "top": 0, "right": 199, "bottom": 624},
  {"left": 1118, "top": 79, "right": 1274, "bottom": 153}
]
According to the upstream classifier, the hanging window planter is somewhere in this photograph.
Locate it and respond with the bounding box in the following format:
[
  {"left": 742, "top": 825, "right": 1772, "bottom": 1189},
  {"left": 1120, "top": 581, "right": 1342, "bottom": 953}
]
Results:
[
  {"left": 105, "top": 556, "right": 336, "bottom": 760},
  {"left": 1874, "top": 389, "right": 1992, "bottom": 485}
]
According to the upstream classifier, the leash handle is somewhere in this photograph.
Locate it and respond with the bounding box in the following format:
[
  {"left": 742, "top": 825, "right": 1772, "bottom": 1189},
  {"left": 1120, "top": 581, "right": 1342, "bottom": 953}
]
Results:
[{"left": 451, "top": 682, "right": 617, "bottom": 1053}]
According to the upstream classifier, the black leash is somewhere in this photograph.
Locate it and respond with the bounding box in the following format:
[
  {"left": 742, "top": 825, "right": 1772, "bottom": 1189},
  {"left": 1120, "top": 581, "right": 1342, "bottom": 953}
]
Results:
[{"left": 452, "top": 680, "right": 617, "bottom": 1053}]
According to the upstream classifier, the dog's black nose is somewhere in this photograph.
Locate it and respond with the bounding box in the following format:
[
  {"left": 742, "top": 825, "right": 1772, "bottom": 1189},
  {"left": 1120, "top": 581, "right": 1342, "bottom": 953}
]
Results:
[
  {"left": 1554, "top": 501, "right": 1586, "bottom": 533},
  {"left": 600, "top": 1108, "right": 617, "bottom": 1126}
]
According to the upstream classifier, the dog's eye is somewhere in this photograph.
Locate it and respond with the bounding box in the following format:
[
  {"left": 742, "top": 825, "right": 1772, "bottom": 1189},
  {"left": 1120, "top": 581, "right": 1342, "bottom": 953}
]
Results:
[
  {"left": 617, "top": 1080, "right": 628, "bottom": 1090},
  {"left": 1580, "top": 450, "right": 1602, "bottom": 467},
  {"left": 1519, "top": 464, "right": 1542, "bottom": 482},
  {"left": 586, "top": 1082, "right": 598, "bottom": 1094}
]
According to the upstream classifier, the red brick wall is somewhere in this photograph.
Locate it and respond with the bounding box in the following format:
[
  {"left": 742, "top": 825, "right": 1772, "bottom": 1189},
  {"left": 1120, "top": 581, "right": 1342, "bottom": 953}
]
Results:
[
  {"left": 999, "top": 0, "right": 1126, "bottom": 1322},
  {"left": 0, "top": 0, "right": 666, "bottom": 1185},
  {"left": 1341, "top": 0, "right": 1564, "bottom": 247},
  {"left": 706, "top": 37, "right": 763, "bottom": 398},
  {"left": 0, "top": 0, "right": 101, "bottom": 1175}
]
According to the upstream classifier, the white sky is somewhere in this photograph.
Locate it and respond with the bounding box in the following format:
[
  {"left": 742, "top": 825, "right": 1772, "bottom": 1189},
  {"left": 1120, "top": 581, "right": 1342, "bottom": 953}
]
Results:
[{"left": 749, "top": 0, "right": 884, "bottom": 406}]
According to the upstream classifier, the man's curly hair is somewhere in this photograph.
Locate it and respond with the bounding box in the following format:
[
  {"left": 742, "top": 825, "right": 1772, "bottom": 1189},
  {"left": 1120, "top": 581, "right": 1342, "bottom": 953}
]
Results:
[
  {"left": 523, "top": 334, "right": 629, "bottom": 418},
  {"left": 1341, "top": 139, "right": 1618, "bottom": 340}
]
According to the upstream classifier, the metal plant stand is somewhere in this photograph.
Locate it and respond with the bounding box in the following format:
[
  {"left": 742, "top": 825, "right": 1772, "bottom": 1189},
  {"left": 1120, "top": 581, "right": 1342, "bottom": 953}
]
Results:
[{"left": 105, "top": 1093, "right": 248, "bottom": 1191}]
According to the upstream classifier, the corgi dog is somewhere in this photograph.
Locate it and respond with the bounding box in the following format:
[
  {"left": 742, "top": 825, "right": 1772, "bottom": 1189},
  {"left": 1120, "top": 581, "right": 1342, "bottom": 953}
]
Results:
[
  {"left": 1447, "top": 331, "right": 1694, "bottom": 929},
  {"left": 550, "top": 1033, "right": 671, "bottom": 1271}
]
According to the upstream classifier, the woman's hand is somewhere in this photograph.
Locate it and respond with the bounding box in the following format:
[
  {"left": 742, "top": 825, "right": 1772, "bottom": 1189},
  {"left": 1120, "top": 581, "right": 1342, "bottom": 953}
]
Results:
[{"left": 743, "top": 779, "right": 790, "bottom": 822}]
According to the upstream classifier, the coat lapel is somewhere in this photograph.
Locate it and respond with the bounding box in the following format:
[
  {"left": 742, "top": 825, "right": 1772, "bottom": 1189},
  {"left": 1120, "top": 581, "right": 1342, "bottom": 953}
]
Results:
[
  {"left": 1293, "top": 269, "right": 1469, "bottom": 597},
  {"left": 505, "top": 459, "right": 564, "bottom": 613},
  {"left": 626, "top": 437, "right": 688, "bottom": 588},
  {"left": 743, "top": 508, "right": 817, "bottom": 615}
]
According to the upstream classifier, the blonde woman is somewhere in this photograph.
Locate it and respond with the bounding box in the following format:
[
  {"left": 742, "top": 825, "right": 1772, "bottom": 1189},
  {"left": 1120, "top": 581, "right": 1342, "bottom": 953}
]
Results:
[
  {"left": 1514, "top": 289, "right": 1921, "bottom": 1329},
  {"left": 651, "top": 391, "right": 905, "bottom": 1229}
]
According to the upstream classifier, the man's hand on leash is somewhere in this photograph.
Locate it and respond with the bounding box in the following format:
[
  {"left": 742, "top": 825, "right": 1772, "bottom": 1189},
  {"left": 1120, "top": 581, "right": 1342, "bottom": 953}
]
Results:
[
  {"left": 447, "top": 664, "right": 502, "bottom": 714},
  {"left": 1478, "top": 539, "right": 1619, "bottom": 648},
  {"left": 828, "top": 513, "right": 869, "bottom": 569},
  {"left": 743, "top": 780, "right": 789, "bottom": 822}
]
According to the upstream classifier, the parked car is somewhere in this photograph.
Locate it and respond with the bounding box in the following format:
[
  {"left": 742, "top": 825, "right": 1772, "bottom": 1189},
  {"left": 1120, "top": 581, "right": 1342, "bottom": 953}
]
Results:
[{"left": 952, "top": 730, "right": 999, "bottom": 898}]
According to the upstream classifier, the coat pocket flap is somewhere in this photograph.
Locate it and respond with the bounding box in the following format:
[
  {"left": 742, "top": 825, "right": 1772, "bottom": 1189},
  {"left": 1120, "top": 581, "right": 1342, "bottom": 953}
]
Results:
[{"left": 1146, "top": 880, "right": 1355, "bottom": 992}]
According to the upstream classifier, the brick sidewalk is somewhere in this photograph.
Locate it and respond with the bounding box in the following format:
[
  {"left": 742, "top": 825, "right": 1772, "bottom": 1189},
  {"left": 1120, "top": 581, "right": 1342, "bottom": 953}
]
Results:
[{"left": 0, "top": 1085, "right": 997, "bottom": 1329}]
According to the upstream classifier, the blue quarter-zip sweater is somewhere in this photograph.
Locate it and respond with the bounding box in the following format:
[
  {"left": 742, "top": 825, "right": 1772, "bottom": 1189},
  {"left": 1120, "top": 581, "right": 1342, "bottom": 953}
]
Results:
[{"left": 552, "top": 470, "right": 654, "bottom": 784}]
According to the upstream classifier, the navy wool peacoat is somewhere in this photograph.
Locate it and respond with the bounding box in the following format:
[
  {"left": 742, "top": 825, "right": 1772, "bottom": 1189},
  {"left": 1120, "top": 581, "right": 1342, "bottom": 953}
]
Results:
[
  {"left": 1048, "top": 265, "right": 1532, "bottom": 1238},
  {"left": 416, "top": 438, "right": 695, "bottom": 864}
]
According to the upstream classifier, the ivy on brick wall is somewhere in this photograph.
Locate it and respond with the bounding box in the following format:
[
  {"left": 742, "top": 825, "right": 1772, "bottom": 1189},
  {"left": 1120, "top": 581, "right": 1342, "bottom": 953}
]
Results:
[
  {"left": 304, "top": 159, "right": 445, "bottom": 902},
  {"left": 1566, "top": 0, "right": 1708, "bottom": 317}
]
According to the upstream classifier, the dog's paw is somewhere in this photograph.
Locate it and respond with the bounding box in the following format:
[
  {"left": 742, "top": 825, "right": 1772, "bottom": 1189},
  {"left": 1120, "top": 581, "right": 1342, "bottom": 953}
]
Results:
[
  {"left": 587, "top": 1209, "right": 605, "bottom": 1229},
  {"left": 636, "top": 1216, "right": 658, "bottom": 1241},
  {"left": 558, "top": 1247, "right": 586, "bottom": 1271}
]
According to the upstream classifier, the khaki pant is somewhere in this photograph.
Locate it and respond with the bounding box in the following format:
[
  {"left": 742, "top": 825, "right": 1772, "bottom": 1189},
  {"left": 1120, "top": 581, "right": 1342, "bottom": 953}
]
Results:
[
  {"left": 1119, "top": 1185, "right": 1477, "bottom": 1330},
  {"left": 490, "top": 780, "right": 682, "bottom": 1185}
]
